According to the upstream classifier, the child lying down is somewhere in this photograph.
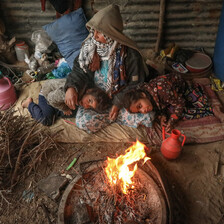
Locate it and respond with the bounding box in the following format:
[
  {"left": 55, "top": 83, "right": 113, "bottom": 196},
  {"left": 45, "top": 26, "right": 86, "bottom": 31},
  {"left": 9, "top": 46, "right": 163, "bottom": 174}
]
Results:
[
  {"left": 22, "top": 79, "right": 111, "bottom": 126},
  {"left": 122, "top": 73, "right": 214, "bottom": 132}
]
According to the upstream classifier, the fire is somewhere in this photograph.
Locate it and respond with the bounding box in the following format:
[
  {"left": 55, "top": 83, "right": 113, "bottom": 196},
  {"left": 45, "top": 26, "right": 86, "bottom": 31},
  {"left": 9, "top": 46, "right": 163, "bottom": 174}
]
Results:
[{"left": 105, "top": 140, "right": 150, "bottom": 194}]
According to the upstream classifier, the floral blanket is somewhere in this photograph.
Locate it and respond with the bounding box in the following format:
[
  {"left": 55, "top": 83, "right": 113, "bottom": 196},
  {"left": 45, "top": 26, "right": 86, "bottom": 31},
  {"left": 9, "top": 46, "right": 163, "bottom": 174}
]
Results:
[{"left": 146, "top": 78, "right": 224, "bottom": 145}]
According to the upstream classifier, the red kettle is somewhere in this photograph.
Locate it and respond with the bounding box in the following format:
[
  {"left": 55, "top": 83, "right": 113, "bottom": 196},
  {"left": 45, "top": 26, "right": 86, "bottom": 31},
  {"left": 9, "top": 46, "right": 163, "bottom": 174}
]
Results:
[
  {"left": 0, "top": 72, "right": 17, "bottom": 110},
  {"left": 161, "top": 126, "right": 186, "bottom": 160}
]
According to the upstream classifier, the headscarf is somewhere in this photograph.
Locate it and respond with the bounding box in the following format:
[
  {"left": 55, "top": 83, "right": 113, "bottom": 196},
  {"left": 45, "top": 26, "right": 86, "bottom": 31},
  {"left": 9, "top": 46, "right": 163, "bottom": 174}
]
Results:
[
  {"left": 78, "top": 29, "right": 116, "bottom": 72},
  {"left": 78, "top": 29, "right": 123, "bottom": 94}
]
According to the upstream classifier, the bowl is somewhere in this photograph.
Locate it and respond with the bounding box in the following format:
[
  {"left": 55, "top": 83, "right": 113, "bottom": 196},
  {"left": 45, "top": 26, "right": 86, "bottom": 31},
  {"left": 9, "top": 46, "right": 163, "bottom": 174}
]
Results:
[{"left": 185, "top": 52, "right": 212, "bottom": 73}]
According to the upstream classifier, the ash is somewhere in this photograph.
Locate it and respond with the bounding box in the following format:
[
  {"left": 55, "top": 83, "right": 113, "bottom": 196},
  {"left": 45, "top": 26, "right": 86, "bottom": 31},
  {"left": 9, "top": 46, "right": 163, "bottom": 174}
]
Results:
[{"left": 74, "top": 167, "right": 157, "bottom": 224}]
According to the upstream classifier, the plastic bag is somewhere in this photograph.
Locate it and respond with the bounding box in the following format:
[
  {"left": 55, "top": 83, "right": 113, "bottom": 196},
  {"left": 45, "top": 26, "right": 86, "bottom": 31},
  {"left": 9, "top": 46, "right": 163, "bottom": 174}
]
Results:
[
  {"left": 31, "top": 29, "right": 52, "bottom": 53},
  {"left": 52, "top": 59, "right": 71, "bottom": 78},
  {"left": 24, "top": 54, "right": 38, "bottom": 71}
]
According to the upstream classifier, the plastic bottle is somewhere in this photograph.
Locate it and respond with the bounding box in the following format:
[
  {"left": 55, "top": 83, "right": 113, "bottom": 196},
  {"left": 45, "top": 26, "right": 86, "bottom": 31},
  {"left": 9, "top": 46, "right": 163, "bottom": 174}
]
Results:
[{"left": 15, "top": 41, "right": 29, "bottom": 61}]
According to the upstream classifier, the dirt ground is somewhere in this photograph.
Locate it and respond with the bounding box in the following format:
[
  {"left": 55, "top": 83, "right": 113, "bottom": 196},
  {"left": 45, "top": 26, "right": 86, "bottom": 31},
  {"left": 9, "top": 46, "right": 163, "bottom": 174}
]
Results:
[{"left": 0, "top": 139, "right": 224, "bottom": 224}]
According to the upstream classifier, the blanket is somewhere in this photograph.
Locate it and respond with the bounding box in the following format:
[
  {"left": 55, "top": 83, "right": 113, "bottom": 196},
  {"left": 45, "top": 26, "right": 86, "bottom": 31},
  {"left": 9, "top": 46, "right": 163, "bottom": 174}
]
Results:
[
  {"left": 145, "top": 77, "right": 224, "bottom": 144},
  {"left": 15, "top": 81, "right": 148, "bottom": 143},
  {"left": 14, "top": 77, "right": 224, "bottom": 145}
]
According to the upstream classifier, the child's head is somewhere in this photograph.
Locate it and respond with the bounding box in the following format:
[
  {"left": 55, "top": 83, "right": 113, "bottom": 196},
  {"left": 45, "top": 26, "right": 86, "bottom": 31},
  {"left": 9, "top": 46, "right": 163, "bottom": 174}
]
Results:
[
  {"left": 79, "top": 87, "right": 111, "bottom": 113},
  {"left": 123, "top": 89, "right": 153, "bottom": 114}
]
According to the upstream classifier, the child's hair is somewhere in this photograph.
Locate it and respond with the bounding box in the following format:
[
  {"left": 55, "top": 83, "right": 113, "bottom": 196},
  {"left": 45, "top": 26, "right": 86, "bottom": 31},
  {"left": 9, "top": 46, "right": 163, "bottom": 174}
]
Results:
[
  {"left": 86, "top": 87, "right": 112, "bottom": 113},
  {"left": 123, "top": 89, "right": 145, "bottom": 112}
]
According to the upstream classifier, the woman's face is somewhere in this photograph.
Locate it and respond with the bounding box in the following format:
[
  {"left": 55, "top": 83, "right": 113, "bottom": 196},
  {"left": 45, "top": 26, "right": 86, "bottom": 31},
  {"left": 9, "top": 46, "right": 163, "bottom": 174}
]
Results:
[
  {"left": 129, "top": 97, "right": 153, "bottom": 114},
  {"left": 79, "top": 94, "right": 97, "bottom": 109},
  {"left": 94, "top": 30, "right": 107, "bottom": 43}
]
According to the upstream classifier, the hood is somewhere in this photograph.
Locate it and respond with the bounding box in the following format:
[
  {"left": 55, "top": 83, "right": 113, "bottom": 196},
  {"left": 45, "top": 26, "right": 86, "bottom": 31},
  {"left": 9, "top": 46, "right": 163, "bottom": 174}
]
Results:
[{"left": 86, "top": 4, "right": 139, "bottom": 52}]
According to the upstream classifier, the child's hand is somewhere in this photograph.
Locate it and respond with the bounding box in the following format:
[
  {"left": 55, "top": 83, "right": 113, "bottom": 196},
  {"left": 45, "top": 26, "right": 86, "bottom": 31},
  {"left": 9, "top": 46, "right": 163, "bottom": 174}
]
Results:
[
  {"left": 65, "top": 87, "right": 78, "bottom": 110},
  {"left": 63, "top": 109, "right": 72, "bottom": 116},
  {"left": 109, "top": 105, "right": 119, "bottom": 121},
  {"left": 160, "top": 115, "right": 167, "bottom": 127},
  {"left": 160, "top": 115, "right": 173, "bottom": 132},
  {"left": 165, "top": 119, "right": 174, "bottom": 133}
]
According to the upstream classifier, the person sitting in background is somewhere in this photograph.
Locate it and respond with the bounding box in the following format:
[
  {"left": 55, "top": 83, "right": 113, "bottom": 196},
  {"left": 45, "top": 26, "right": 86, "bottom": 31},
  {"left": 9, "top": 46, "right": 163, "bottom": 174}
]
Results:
[
  {"left": 22, "top": 79, "right": 111, "bottom": 126},
  {"left": 122, "top": 73, "right": 214, "bottom": 132}
]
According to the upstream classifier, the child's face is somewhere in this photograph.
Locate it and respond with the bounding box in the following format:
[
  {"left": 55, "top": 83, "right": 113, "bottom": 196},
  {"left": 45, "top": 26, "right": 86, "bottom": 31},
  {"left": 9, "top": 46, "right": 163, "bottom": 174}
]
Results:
[
  {"left": 79, "top": 94, "right": 98, "bottom": 110},
  {"left": 129, "top": 97, "right": 153, "bottom": 114}
]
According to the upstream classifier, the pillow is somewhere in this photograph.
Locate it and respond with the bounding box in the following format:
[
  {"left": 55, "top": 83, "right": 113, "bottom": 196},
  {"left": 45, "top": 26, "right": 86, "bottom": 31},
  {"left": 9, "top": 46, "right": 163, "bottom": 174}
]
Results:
[{"left": 43, "top": 8, "right": 89, "bottom": 69}]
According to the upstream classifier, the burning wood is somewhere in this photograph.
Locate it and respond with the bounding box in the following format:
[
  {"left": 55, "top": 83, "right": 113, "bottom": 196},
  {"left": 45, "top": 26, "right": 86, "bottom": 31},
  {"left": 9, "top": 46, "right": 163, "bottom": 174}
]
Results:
[
  {"left": 66, "top": 141, "right": 164, "bottom": 224},
  {"left": 105, "top": 140, "right": 150, "bottom": 194}
]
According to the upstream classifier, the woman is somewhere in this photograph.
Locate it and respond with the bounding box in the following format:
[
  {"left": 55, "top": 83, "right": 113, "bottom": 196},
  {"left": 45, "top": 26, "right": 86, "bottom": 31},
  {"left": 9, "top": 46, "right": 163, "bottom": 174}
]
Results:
[{"left": 64, "top": 4, "right": 154, "bottom": 133}]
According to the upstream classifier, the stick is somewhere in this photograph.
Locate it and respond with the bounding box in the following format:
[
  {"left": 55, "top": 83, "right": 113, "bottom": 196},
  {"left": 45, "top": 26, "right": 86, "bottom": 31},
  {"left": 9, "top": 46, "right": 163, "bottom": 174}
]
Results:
[
  {"left": 60, "top": 145, "right": 84, "bottom": 168},
  {"left": 40, "top": 203, "right": 53, "bottom": 224},
  {"left": 11, "top": 124, "right": 38, "bottom": 187},
  {"left": 24, "top": 205, "right": 40, "bottom": 224},
  {"left": 155, "top": 0, "right": 166, "bottom": 53},
  {"left": 0, "top": 190, "right": 11, "bottom": 206}
]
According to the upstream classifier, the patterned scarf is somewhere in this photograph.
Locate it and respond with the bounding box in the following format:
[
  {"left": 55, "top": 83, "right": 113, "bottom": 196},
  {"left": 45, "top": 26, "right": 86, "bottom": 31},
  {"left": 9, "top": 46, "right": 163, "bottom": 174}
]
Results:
[
  {"left": 78, "top": 29, "right": 127, "bottom": 95},
  {"left": 78, "top": 29, "right": 114, "bottom": 72}
]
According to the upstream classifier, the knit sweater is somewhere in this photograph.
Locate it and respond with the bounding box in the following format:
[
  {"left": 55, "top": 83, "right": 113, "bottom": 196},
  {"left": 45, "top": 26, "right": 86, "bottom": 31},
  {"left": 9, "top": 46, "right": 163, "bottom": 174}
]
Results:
[{"left": 41, "top": 78, "right": 69, "bottom": 112}]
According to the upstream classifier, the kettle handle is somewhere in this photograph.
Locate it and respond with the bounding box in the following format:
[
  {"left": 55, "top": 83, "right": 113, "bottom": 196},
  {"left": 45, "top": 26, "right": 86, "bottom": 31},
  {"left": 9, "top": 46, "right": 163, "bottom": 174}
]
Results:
[
  {"left": 181, "top": 133, "right": 186, "bottom": 147},
  {"left": 162, "top": 126, "right": 186, "bottom": 146},
  {"left": 4, "top": 77, "right": 12, "bottom": 87},
  {"left": 162, "top": 126, "right": 170, "bottom": 140}
]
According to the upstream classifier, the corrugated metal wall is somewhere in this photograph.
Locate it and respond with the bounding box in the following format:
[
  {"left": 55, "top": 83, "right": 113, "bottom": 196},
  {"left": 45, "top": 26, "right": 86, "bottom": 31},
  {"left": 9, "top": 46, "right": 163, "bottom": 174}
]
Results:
[
  {"left": 165, "top": 1, "right": 222, "bottom": 53},
  {"left": 0, "top": 0, "right": 222, "bottom": 55},
  {"left": 0, "top": 0, "right": 56, "bottom": 46}
]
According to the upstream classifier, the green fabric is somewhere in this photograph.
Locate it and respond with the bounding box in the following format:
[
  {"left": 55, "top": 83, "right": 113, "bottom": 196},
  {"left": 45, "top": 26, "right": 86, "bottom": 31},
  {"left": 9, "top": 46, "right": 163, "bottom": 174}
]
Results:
[{"left": 46, "top": 72, "right": 56, "bottom": 79}]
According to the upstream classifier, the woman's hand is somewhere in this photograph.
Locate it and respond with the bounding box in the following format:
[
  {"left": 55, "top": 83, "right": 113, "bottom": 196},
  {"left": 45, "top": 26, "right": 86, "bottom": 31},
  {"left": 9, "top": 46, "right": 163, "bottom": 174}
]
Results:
[
  {"left": 109, "top": 105, "right": 119, "bottom": 121},
  {"left": 65, "top": 87, "right": 78, "bottom": 110}
]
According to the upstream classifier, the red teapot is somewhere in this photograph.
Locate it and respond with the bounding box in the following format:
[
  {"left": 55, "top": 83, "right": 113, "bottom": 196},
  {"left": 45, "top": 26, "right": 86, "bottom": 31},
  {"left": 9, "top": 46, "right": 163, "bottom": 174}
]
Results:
[{"left": 161, "top": 126, "right": 186, "bottom": 160}]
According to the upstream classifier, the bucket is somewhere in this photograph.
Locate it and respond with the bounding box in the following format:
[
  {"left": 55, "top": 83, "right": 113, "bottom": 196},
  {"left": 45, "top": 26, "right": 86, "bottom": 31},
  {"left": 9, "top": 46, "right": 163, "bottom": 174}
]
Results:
[
  {"left": 15, "top": 41, "right": 29, "bottom": 61},
  {"left": 0, "top": 72, "right": 17, "bottom": 110}
]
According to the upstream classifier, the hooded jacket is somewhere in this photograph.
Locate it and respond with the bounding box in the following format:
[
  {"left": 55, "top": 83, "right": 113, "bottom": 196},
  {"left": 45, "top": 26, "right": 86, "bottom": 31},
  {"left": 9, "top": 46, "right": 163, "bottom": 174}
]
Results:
[{"left": 65, "top": 4, "right": 148, "bottom": 108}]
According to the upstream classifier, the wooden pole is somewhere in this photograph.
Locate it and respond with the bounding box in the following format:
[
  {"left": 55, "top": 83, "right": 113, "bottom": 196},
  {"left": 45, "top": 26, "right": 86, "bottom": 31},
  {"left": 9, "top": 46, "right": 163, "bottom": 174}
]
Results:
[{"left": 155, "top": 0, "right": 166, "bottom": 53}]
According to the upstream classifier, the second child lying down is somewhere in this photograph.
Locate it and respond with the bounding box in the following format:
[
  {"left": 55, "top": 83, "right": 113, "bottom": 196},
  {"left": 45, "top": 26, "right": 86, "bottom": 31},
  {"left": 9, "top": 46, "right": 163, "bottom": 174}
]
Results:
[{"left": 122, "top": 73, "right": 214, "bottom": 131}]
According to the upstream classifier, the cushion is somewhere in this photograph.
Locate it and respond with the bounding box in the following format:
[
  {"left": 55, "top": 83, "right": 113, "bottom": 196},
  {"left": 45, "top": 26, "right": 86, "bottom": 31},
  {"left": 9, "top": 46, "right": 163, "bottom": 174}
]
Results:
[{"left": 43, "top": 8, "right": 89, "bottom": 69}]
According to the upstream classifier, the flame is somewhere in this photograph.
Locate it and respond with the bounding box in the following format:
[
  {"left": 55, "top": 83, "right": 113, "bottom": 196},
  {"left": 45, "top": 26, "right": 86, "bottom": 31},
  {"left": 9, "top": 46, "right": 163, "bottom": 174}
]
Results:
[{"left": 105, "top": 140, "right": 150, "bottom": 194}]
